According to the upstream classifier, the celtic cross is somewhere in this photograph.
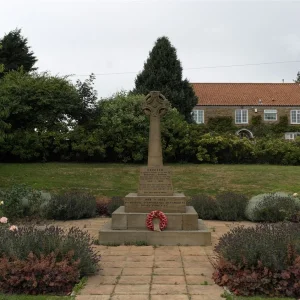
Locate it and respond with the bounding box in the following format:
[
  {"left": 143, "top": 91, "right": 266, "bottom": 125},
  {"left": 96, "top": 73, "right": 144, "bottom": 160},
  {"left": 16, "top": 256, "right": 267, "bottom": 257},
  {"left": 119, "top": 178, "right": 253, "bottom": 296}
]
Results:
[{"left": 142, "top": 91, "right": 170, "bottom": 166}]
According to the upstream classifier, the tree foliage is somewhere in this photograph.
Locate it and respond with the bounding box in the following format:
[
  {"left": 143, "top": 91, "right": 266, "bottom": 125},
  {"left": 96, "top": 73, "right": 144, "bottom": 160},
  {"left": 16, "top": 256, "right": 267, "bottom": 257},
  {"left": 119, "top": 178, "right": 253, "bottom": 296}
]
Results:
[
  {"left": 0, "top": 70, "right": 83, "bottom": 161},
  {"left": 0, "top": 70, "right": 81, "bottom": 131},
  {"left": 70, "top": 92, "right": 149, "bottom": 162},
  {"left": 1, "top": 71, "right": 300, "bottom": 165},
  {"left": 75, "top": 73, "right": 98, "bottom": 126},
  {"left": 98, "top": 92, "right": 149, "bottom": 162},
  {"left": 0, "top": 43, "right": 4, "bottom": 73},
  {"left": 295, "top": 71, "right": 300, "bottom": 83},
  {"left": 0, "top": 28, "right": 37, "bottom": 78},
  {"left": 132, "top": 36, "right": 198, "bottom": 122}
]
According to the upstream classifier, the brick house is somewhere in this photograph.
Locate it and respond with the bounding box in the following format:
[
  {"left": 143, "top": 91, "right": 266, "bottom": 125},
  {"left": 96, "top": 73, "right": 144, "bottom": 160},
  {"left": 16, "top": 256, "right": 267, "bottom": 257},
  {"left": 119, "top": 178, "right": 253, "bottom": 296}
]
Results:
[{"left": 191, "top": 83, "right": 300, "bottom": 138}]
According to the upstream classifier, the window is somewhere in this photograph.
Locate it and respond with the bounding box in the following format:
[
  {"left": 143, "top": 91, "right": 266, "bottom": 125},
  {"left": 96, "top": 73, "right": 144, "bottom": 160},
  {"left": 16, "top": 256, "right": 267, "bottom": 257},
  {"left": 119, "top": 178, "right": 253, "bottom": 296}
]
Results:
[
  {"left": 264, "top": 109, "right": 277, "bottom": 121},
  {"left": 291, "top": 110, "right": 300, "bottom": 124},
  {"left": 236, "top": 129, "right": 254, "bottom": 139},
  {"left": 192, "top": 110, "right": 204, "bottom": 124},
  {"left": 235, "top": 109, "right": 248, "bottom": 124},
  {"left": 285, "top": 132, "right": 300, "bottom": 140}
]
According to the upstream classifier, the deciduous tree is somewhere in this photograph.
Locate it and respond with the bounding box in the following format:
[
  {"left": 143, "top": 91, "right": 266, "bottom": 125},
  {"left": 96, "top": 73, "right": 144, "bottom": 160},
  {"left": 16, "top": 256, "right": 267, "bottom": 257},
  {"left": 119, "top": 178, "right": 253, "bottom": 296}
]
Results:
[{"left": 75, "top": 73, "right": 98, "bottom": 126}]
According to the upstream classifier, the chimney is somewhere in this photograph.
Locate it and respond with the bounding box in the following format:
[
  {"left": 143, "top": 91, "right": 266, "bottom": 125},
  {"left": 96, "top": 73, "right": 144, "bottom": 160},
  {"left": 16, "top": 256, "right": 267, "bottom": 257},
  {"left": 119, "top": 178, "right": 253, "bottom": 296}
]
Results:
[{"left": 282, "top": 79, "right": 284, "bottom": 83}]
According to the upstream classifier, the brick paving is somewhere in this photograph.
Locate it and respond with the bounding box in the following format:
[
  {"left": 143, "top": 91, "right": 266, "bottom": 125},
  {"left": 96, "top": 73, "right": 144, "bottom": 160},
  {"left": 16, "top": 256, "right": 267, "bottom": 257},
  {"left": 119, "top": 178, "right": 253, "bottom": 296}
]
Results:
[{"left": 51, "top": 218, "right": 254, "bottom": 300}]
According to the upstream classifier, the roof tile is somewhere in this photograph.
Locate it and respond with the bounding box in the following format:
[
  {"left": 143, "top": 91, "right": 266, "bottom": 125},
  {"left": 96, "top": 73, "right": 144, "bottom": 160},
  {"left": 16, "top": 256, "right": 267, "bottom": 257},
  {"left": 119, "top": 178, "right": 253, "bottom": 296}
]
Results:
[{"left": 192, "top": 83, "right": 300, "bottom": 106}]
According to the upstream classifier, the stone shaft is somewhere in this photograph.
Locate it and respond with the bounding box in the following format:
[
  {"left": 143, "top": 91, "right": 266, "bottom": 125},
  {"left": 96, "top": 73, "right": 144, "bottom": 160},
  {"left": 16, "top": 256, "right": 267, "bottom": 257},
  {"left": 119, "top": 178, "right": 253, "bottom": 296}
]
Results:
[
  {"left": 142, "top": 91, "right": 170, "bottom": 167},
  {"left": 148, "top": 114, "right": 162, "bottom": 166}
]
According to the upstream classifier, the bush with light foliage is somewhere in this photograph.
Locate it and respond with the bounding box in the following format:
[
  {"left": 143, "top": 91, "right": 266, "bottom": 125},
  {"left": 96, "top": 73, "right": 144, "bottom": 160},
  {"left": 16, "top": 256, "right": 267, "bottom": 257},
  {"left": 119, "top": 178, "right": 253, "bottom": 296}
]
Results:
[{"left": 245, "top": 192, "right": 300, "bottom": 222}]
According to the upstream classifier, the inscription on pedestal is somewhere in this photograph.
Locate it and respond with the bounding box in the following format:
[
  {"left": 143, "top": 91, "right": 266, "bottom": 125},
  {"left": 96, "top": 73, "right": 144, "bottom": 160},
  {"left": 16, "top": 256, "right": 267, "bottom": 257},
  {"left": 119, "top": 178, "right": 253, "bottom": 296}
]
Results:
[
  {"left": 125, "top": 193, "right": 186, "bottom": 213},
  {"left": 138, "top": 166, "right": 173, "bottom": 196}
]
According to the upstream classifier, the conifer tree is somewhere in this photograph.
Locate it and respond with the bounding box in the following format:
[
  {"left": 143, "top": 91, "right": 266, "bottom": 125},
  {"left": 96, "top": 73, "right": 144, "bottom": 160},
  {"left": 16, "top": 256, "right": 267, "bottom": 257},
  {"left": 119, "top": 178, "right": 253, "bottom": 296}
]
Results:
[
  {"left": 0, "top": 43, "right": 4, "bottom": 73},
  {"left": 132, "top": 36, "right": 198, "bottom": 122},
  {"left": 295, "top": 71, "right": 300, "bottom": 83},
  {"left": 0, "top": 28, "right": 37, "bottom": 78}
]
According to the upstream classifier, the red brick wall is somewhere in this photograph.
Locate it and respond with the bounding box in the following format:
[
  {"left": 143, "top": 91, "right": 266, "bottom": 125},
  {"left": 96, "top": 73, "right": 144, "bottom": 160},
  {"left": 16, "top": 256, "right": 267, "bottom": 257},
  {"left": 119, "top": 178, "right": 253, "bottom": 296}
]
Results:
[{"left": 193, "top": 106, "right": 300, "bottom": 126}]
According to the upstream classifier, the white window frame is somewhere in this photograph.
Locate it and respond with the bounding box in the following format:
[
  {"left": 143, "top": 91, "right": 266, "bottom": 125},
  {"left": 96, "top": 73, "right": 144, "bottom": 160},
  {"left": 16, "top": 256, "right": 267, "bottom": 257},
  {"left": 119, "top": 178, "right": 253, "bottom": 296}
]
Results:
[
  {"left": 290, "top": 110, "right": 300, "bottom": 124},
  {"left": 264, "top": 109, "right": 277, "bottom": 121},
  {"left": 192, "top": 110, "right": 204, "bottom": 124},
  {"left": 235, "top": 109, "right": 248, "bottom": 124},
  {"left": 285, "top": 132, "right": 300, "bottom": 140}
]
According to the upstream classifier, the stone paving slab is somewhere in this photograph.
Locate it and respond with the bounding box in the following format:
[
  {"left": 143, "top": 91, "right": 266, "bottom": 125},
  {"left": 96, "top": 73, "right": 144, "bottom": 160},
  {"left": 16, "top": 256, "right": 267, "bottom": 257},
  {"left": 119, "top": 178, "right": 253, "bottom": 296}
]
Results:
[
  {"left": 50, "top": 218, "right": 252, "bottom": 299},
  {"left": 76, "top": 296, "right": 110, "bottom": 300}
]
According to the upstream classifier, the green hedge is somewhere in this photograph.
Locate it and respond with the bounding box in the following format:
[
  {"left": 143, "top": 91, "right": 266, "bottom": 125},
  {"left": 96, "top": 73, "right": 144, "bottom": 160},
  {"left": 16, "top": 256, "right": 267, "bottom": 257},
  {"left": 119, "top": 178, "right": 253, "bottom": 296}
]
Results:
[
  {"left": 190, "top": 192, "right": 249, "bottom": 221},
  {"left": 1, "top": 87, "right": 300, "bottom": 164}
]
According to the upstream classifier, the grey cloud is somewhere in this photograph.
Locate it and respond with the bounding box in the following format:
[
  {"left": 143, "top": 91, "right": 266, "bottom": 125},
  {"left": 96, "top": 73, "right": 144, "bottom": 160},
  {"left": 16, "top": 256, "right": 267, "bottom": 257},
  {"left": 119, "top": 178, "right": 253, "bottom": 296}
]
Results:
[{"left": 1, "top": 0, "right": 300, "bottom": 97}]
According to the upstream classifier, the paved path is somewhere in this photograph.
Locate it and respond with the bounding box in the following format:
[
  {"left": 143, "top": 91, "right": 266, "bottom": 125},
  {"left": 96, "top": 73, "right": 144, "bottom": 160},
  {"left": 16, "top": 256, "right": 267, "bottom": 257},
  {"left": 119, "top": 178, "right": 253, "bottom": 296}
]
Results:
[
  {"left": 77, "top": 244, "right": 223, "bottom": 300},
  {"left": 53, "top": 218, "right": 253, "bottom": 300}
]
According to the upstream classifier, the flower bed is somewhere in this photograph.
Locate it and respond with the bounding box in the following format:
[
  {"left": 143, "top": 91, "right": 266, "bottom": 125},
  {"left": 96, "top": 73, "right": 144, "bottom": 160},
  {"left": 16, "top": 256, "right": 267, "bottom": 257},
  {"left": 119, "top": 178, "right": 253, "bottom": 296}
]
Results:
[
  {"left": 0, "top": 222, "right": 100, "bottom": 295},
  {"left": 212, "top": 222, "right": 300, "bottom": 297}
]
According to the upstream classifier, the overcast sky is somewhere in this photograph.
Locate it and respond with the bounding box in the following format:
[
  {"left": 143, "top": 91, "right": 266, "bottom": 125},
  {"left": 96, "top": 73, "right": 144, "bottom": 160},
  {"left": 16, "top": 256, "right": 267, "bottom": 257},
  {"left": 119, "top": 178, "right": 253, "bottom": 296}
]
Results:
[{"left": 1, "top": 0, "right": 300, "bottom": 98}]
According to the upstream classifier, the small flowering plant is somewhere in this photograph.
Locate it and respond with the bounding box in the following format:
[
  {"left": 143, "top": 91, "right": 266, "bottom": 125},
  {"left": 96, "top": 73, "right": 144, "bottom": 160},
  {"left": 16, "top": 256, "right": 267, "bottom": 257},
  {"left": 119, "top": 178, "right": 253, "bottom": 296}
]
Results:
[
  {"left": 0, "top": 200, "right": 4, "bottom": 217},
  {"left": 0, "top": 216, "right": 8, "bottom": 224},
  {"left": 0, "top": 202, "right": 18, "bottom": 232},
  {"left": 0, "top": 217, "right": 19, "bottom": 231}
]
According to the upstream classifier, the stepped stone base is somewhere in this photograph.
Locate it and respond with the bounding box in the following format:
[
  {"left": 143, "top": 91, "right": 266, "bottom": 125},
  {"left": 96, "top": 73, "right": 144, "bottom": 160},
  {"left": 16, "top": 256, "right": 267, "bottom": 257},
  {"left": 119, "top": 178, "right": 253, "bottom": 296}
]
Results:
[
  {"left": 99, "top": 219, "right": 211, "bottom": 246},
  {"left": 112, "top": 206, "right": 198, "bottom": 230}
]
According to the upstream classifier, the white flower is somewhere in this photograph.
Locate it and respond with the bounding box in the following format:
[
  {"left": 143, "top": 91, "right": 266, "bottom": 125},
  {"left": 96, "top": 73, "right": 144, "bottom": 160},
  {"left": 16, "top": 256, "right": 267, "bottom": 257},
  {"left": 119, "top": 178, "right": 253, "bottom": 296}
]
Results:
[
  {"left": 0, "top": 201, "right": 3, "bottom": 205},
  {"left": 9, "top": 225, "right": 18, "bottom": 232},
  {"left": 0, "top": 217, "right": 8, "bottom": 224},
  {"left": 293, "top": 193, "right": 298, "bottom": 197}
]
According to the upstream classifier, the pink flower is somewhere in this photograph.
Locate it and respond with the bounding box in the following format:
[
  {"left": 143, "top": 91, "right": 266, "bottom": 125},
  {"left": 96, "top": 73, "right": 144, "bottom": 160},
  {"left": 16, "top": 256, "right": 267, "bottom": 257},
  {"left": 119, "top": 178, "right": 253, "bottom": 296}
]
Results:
[
  {"left": 0, "top": 217, "right": 8, "bottom": 224},
  {"left": 9, "top": 225, "right": 18, "bottom": 232}
]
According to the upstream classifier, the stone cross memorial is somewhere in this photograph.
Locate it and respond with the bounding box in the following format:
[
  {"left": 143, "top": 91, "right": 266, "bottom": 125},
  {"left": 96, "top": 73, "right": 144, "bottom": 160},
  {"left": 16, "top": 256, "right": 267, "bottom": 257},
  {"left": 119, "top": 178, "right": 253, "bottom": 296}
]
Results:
[
  {"left": 125, "top": 91, "right": 186, "bottom": 213},
  {"left": 99, "top": 91, "right": 211, "bottom": 246}
]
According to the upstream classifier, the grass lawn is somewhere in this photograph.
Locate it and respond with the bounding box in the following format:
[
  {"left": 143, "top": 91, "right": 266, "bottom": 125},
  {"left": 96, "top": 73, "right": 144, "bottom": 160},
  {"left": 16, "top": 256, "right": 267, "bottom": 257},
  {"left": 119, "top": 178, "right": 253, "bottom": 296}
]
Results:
[{"left": 0, "top": 163, "right": 299, "bottom": 197}]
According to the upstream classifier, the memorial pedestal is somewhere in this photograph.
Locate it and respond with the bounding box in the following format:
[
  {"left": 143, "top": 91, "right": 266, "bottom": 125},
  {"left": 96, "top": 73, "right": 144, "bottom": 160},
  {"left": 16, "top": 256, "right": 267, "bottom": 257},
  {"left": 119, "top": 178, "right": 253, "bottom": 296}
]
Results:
[
  {"left": 112, "top": 206, "right": 198, "bottom": 230},
  {"left": 99, "top": 219, "right": 211, "bottom": 246},
  {"left": 99, "top": 205, "right": 212, "bottom": 246}
]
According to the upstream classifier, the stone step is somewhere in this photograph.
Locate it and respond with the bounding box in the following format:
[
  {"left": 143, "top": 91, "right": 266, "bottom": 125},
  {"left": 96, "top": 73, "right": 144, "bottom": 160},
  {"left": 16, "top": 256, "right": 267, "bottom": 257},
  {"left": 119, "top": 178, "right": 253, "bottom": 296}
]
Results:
[
  {"left": 99, "top": 219, "right": 211, "bottom": 246},
  {"left": 112, "top": 206, "right": 198, "bottom": 231}
]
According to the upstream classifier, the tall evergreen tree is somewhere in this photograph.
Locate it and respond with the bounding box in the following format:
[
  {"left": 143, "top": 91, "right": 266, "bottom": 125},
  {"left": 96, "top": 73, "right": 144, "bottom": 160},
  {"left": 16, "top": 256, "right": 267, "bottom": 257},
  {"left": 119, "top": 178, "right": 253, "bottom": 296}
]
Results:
[
  {"left": 0, "top": 43, "right": 4, "bottom": 73},
  {"left": 132, "top": 36, "right": 198, "bottom": 122},
  {"left": 0, "top": 29, "right": 37, "bottom": 78},
  {"left": 295, "top": 71, "right": 300, "bottom": 83}
]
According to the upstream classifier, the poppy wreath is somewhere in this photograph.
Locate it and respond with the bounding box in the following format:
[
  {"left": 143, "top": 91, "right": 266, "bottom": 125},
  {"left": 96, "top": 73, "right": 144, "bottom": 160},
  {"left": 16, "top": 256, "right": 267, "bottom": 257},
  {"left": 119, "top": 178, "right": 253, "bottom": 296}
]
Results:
[{"left": 146, "top": 210, "right": 168, "bottom": 231}]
